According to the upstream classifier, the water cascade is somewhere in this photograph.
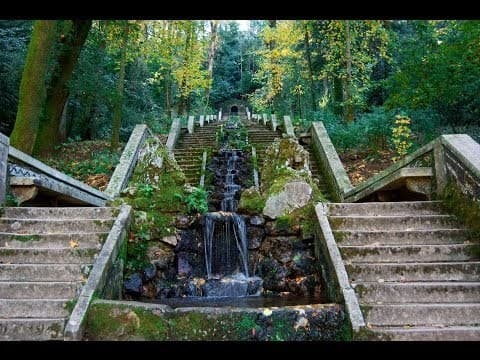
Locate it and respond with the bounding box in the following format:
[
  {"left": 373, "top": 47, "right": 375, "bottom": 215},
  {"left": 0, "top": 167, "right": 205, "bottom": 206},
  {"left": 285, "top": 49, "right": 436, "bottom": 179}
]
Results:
[{"left": 202, "top": 148, "right": 262, "bottom": 297}]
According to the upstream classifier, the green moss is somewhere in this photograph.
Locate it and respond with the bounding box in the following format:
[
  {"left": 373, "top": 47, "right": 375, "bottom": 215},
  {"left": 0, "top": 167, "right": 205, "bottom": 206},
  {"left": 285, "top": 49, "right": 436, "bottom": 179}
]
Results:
[
  {"left": 64, "top": 298, "right": 77, "bottom": 314},
  {"left": 11, "top": 234, "right": 41, "bottom": 242},
  {"left": 238, "top": 187, "right": 265, "bottom": 215},
  {"left": 440, "top": 181, "right": 480, "bottom": 243}
]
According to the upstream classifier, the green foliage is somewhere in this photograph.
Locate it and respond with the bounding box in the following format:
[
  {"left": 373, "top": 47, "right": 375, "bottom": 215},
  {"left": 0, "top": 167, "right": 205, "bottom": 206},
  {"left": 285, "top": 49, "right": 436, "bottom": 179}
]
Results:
[
  {"left": 391, "top": 114, "right": 413, "bottom": 161},
  {"left": 184, "top": 187, "right": 208, "bottom": 215},
  {"left": 237, "top": 187, "right": 265, "bottom": 215}
]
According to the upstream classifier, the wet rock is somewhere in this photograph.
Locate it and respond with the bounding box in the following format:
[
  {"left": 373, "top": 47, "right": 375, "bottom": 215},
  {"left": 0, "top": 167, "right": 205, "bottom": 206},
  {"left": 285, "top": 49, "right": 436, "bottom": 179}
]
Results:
[
  {"left": 143, "top": 263, "right": 157, "bottom": 281},
  {"left": 265, "top": 220, "right": 300, "bottom": 236},
  {"left": 260, "top": 236, "right": 294, "bottom": 264},
  {"left": 176, "top": 229, "right": 202, "bottom": 253},
  {"left": 175, "top": 215, "right": 192, "bottom": 229},
  {"left": 124, "top": 273, "right": 143, "bottom": 296},
  {"left": 247, "top": 277, "right": 263, "bottom": 296},
  {"left": 250, "top": 215, "right": 265, "bottom": 226},
  {"left": 177, "top": 252, "right": 193, "bottom": 276},
  {"left": 202, "top": 275, "right": 263, "bottom": 297},
  {"left": 147, "top": 243, "right": 175, "bottom": 270},
  {"left": 161, "top": 235, "right": 178, "bottom": 247},
  {"left": 247, "top": 226, "right": 265, "bottom": 250},
  {"left": 258, "top": 258, "right": 288, "bottom": 292},
  {"left": 263, "top": 181, "right": 312, "bottom": 219}
]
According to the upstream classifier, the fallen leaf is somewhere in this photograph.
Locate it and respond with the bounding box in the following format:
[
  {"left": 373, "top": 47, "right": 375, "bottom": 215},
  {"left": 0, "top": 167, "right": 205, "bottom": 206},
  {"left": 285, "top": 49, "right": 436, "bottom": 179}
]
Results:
[{"left": 70, "top": 240, "right": 79, "bottom": 248}]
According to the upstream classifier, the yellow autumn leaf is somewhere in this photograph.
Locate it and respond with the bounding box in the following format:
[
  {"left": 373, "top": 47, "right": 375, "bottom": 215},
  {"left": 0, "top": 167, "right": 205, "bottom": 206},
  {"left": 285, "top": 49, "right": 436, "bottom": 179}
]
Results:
[{"left": 70, "top": 240, "right": 79, "bottom": 249}]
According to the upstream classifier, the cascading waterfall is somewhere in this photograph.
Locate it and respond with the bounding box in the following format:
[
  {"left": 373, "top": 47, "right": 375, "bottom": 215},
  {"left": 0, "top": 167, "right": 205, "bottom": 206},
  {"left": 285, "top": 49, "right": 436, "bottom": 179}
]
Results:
[{"left": 202, "top": 149, "right": 262, "bottom": 297}]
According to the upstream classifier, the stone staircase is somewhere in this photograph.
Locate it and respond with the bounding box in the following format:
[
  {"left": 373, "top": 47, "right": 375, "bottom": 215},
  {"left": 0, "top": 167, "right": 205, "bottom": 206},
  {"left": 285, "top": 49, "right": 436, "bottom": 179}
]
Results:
[
  {"left": 0, "top": 207, "right": 116, "bottom": 340},
  {"left": 173, "top": 122, "right": 219, "bottom": 185},
  {"left": 328, "top": 201, "right": 480, "bottom": 340},
  {"left": 246, "top": 120, "right": 280, "bottom": 168}
]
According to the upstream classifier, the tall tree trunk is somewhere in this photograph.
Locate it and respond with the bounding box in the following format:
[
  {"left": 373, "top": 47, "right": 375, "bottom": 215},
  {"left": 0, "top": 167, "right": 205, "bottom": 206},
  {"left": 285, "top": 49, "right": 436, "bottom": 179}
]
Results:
[
  {"left": 34, "top": 20, "right": 92, "bottom": 155},
  {"left": 10, "top": 20, "right": 57, "bottom": 154},
  {"left": 267, "top": 20, "right": 277, "bottom": 112},
  {"left": 111, "top": 22, "right": 129, "bottom": 150},
  {"left": 303, "top": 22, "right": 316, "bottom": 112},
  {"left": 333, "top": 76, "right": 343, "bottom": 116},
  {"left": 204, "top": 20, "right": 218, "bottom": 112},
  {"left": 177, "top": 22, "right": 193, "bottom": 116},
  {"left": 58, "top": 96, "right": 70, "bottom": 142},
  {"left": 344, "top": 20, "right": 355, "bottom": 122}
]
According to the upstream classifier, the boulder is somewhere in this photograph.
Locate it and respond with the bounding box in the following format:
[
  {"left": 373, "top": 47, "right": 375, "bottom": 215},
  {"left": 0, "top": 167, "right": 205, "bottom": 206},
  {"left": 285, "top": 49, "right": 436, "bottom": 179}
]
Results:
[{"left": 263, "top": 181, "right": 312, "bottom": 219}]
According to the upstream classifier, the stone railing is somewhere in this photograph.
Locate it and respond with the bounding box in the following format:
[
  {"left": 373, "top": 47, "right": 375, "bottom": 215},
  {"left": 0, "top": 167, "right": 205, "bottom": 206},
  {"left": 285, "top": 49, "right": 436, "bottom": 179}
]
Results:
[
  {"left": 314, "top": 203, "right": 365, "bottom": 335},
  {"left": 0, "top": 133, "right": 8, "bottom": 205},
  {"left": 105, "top": 124, "right": 151, "bottom": 198},
  {"left": 435, "top": 134, "right": 480, "bottom": 200},
  {"left": 64, "top": 204, "right": 132, "bottom": 340},
  {"left": 343, "top": 140, "right": 435, "bottom": 202},
  {"left": 4, "top": 137, "right": 110, "bottom": 206},
  {"left": 310, "top": 122, "right": 354, "bottom": 201}
]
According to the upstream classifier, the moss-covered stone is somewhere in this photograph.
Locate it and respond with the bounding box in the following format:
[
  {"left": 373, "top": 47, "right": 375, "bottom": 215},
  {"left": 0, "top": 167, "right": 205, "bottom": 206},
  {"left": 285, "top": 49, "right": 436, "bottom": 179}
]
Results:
[
  {"left": 238, "top": 187, "right": 265, "bottom": 215},
  {"left": 84, "top": 300, "right": 346, "bottom": 341}
]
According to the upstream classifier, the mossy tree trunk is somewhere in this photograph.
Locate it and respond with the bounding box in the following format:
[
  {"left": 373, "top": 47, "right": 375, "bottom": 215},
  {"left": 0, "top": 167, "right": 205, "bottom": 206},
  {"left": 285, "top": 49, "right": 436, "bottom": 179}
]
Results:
[
  {"left": 111, "top": 21, "right": 130, "bottom": 151},
  {"left": 9, "top": 20, "right": 57, "bottom": 154},
  {"left": 344, "top": 20, "right": 355, "bottom": 122},
  {"left": 34, "top": 20, "right": 92, "bottom": 155},
  {"left": 177, "top": 22, "right": 193, "bottom": 116},
  {"left": 303, "top": 21, "right": 316, "bottom": 113},
  {"left": 203, "top": 20, "right": 218, "bottom": 113},
  {"left": 332, "top": 76, "right": 343, "bottom": 116}
]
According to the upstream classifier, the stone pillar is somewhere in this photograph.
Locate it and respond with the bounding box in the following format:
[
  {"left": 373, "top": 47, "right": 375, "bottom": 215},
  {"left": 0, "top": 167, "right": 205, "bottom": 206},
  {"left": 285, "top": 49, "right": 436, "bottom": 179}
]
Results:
[
  {"left": 262, "top": 113, "right": 268, "bottom": 126},
  {"left": 187, "top": 115, "right": 194, "bottom": 134},
  {"left": 199, "top": 115, "right": 204, "bottom": 127},
  {"left": 271, "top": 114, "right": 277, "bottom": 132},
  {"left": 0, "top": 133, "right": 9, "bottom": 205},
  {"left": 283, "top": 115, "right": 295, "bottom": 137},
  {"left": 433, "top": 138, "right": 447, "bottom": 196}
]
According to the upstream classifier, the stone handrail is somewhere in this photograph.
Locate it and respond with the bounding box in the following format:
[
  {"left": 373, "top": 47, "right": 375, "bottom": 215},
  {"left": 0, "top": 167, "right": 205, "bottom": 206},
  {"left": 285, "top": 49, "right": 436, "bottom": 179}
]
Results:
[
  {"left": 314, "top": 203, "right": 365, "bottom": 335},
  {"left": 343, "top": 140, "right": 435, "bottom": 202},
  {"left": 435, "top": 134, "right": 480, "bottom": 200},
  {"left": 105, "top": 124, "right": 151, "bottom": 198},
  {"left": 7, "top": 144, "right": 110, "bottom": 206},
  {"left": 0, "top": 133, "right": 8, "bottom": 204},
  {"left": 64, "top": 204, "right": 132, "bottom": 340},
  {"left": 311, "top": 122, "right": 354, "bottom": 201}
]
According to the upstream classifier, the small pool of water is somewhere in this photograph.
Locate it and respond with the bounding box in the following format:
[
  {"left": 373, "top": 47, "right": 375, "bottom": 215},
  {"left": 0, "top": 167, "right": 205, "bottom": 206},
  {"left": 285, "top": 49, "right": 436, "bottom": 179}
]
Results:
[{"left": 142, "top": 295, "right": 326, "bottom": 308}]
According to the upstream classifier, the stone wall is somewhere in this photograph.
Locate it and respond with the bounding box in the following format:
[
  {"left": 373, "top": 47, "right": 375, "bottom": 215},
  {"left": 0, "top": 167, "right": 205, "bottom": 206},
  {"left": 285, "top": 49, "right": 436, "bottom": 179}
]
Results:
[{"left": 85, "top": 299, "right": 347, "bottom": 341}]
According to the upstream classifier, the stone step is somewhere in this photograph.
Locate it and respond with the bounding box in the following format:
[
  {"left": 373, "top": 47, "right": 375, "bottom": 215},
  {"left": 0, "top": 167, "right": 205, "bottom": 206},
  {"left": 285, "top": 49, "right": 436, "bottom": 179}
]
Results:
[
  {"left": 333, "top": 229, "right": 471, "bottom": 246},
  {"left": 346, "top": 261, "right": 480, "bottom": 282},
  {"left": 328, "top": 201, "right": 443, "bottom": 216},
  {"left": 0, "top": 264, "right": 89, "bottom": 282},
  {"left": 0, "top": 281, "right": 79, "bottom": 299},
  {"left": 363, "top": 303, "right": 480, "bottom": 326},
  {"left": 1, "top": 207, "right": 116, "bottom": 220},
  {"left": 0, "top": 299, "right": 69, "bottom": 318},
  {"left": 0, "top": 247, "right": 99, "bottom": 264},
  {"left": 0, "top": 318, "right": 66, "bottom": 340},
  {"left": 353, "top": 281, "right": 480, "bottom": 304},
  {"left": 0, "top": 219, "right": 114, "bottom": 233},
  {"left": 370, "top": 325, "right": 480, "bottom": 341},
  {"left": 329, "top": 215, "right": 460, "bottom": 231},
  {"left": 340, "top": 244, "right": 479, "bottom": 263},
  {"left": 0, "top": 232, "right": 107, "bottom": 249}
]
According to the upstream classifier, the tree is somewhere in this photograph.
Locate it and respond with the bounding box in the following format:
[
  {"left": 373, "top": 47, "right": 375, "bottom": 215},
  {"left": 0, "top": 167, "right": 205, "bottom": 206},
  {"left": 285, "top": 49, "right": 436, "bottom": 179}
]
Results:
[
  {"left": 34, "top": 20, "right": 92, "bottom": 154},
  {"left": 111, "top": 20, "right": 130, "bottom": 150},
  {"left": 203, "top": 20, "right": 218, "bottom": 112},
  {"left": 9, "top": 20, "right": 57, "bottom": 154}
]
